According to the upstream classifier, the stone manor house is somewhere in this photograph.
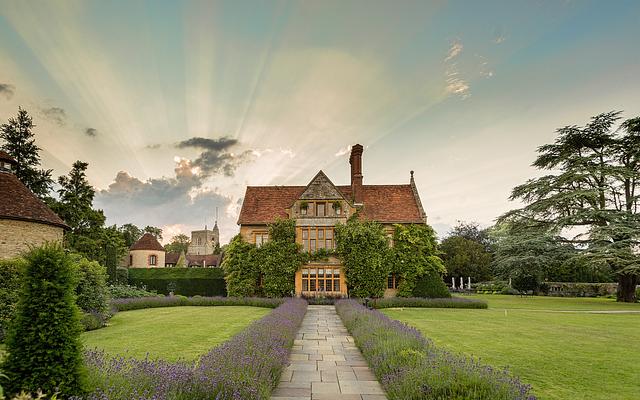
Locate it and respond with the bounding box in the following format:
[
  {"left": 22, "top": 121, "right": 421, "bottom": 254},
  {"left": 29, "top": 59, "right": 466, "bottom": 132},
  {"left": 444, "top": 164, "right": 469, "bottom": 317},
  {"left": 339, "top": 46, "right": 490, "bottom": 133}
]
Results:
[{"left": 237, "top": 144, "right": 427, "bottom": 297}]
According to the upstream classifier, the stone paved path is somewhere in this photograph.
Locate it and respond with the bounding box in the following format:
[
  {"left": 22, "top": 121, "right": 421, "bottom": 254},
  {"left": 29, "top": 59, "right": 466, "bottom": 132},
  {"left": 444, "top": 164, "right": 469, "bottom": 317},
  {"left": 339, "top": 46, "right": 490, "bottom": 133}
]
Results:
[{"left": 271, "top": 305, "right": 387, "bottom": 400}]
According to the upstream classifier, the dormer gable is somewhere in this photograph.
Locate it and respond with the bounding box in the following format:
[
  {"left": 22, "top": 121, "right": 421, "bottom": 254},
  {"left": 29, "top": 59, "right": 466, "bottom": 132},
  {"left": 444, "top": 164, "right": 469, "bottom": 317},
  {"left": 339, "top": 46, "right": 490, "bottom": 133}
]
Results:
[{"left": 299, "top": 170, "right": 347, "bottom": 201}]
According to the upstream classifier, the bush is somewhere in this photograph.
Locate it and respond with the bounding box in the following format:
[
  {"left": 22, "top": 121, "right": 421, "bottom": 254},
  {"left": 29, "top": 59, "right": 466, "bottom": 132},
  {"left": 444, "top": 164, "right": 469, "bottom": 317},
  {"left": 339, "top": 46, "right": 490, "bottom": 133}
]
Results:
[
  {"left": 128, "top": 268, "right": 226, "bottom": 296},
  {"left": 501, "top": 287, "right": 520, "bottom": 295},
  {"left": 81, "top": 312, "right": 106, "bottom": 331},
  {"left": 335, "top": 300, "right": 534, "bottom": 400},
  {"left": 115, "top": 267, "right": 128, "bottom": 284},
  {"left": 110, "top": 296, "right": 285, "bottom": 312},
  {"left": 0, "top": 259, "right": 25, "bottom": 341},
  {"left": 370, "top": 296, "right": 487, "bottom": 309},
  {"left": 412, "top": 271, "right": 451, "bottom": 298},
  {"left": 1, "top": 245, "right": 87, "bottom": 397},
  {"left": 108, "top": 284, "right": 159, "bottom": 299},
  {"left": 75, "top": 257, "right": 110, "bottom": 323},
  {"left": 81, "top": 298, "right": 308, "bottom": 399}
]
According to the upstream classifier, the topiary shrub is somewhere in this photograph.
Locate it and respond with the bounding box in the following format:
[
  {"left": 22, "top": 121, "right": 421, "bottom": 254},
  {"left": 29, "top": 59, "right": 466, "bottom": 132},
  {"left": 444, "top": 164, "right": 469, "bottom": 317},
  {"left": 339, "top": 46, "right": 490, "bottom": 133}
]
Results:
[
  {"left": 1, "top": 244, "right": 87, "bottom": 397},
  {"left": 412, "top": 271, "right": 451, "bottom": 298},
  {"left": 74, "top": 256, "right": 110, "bottom": 325},
  {"left": 0, "top": 258, "right": 26, "bottom": 341}
]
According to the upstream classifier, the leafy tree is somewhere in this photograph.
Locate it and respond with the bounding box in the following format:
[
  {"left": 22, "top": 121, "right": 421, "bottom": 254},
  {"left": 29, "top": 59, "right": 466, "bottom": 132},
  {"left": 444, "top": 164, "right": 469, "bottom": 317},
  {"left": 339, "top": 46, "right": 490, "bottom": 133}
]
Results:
[
  {"left": 221, "top": 235, "right": 261, "bottom": 297},
  {"left": 440, "top": 236, "right": 493, "bottom": 282},
  {"left": 165, "top": 233, "right": 190, "bottom": 254},
  {"left": 144, "top": 226, "right": 163, "bottom": 241},
  {"left": 335, "top": 218, "right": 389, "bottom": 298},
  {"left": 502, "top": 112, "right": 640, "bottom": 301},
  {"left": 388, "top": 224, "right": 446, "bottom": 297},
  {"left": 449, "top": 221, "right": 494, "bottom": 251},
  {"left": 213, "top": 241, "right": 222, "bottom": 255},
  {"left": 0, "top": 107, "right": 53, "bottom": 198},
  {"left": 119, "top": 223, "right": 143, "bottom": 247},
  {"left": 74, "top": 256, "right": 110, "bottom": 321},
  {"left": 258, "top": 219, "right": 304, "bottom": 297},
  {"left": 1, "top": 245, "right": 87, "bottom": 396}
]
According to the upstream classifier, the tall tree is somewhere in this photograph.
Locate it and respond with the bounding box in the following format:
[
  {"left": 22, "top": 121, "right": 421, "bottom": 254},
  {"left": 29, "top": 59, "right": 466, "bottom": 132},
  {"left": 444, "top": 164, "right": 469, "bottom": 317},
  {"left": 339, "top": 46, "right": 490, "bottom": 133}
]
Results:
[
  {"left": 440, "top": 236, "right": 493, "bottom": 282},
  {"left": 0, "top": 107, "right": 53, "bottom": 198},
  {"left": 143, "top": 226, "right": 163, "bottom": 241},
  {"left": 119, "top": 223, "right": 143, "bottom": 247},
  {"left": 502, "top": 112, "right": 640, "bottom": 302},
  {"left": 165, "top": 233, "right": 190, "bottom": 254}
]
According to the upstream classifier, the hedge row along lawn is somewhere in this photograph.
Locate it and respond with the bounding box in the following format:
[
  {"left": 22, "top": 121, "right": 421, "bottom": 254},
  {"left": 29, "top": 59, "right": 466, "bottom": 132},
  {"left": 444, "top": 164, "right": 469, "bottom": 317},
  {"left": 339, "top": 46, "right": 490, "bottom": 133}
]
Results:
[
  {"left": 127, "top": 267, "right": 226, "bottom": 297},
  {"left": 82, "top": 306, "right": 270, "bottom": 361},
  {"left": 383, "top": 294, "right": 640, "bottom": 400}
]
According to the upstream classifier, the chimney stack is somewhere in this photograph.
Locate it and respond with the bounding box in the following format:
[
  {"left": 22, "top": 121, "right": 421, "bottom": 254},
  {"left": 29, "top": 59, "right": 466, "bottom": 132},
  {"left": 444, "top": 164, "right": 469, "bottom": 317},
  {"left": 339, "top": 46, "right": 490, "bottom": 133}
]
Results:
[{"left": 349, "top": 144, "right": 364, "bottom": 204}]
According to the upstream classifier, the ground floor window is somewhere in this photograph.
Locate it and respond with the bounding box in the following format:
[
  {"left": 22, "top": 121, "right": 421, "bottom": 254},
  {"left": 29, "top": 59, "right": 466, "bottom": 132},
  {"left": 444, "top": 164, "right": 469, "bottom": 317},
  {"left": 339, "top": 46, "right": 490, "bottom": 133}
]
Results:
[
  {"left": 302, "top": 267, "right": 341, "bottom": 292},
  {"left": 387, "top": 273, "right": 399, "bottom": 289}
]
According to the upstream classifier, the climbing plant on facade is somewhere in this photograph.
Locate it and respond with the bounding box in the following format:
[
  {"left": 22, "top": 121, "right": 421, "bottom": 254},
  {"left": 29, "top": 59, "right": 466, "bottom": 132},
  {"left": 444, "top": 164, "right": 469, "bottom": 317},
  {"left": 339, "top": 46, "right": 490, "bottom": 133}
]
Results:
[
  {"left": 388, "top": 223, "right": 447, "bottom": 297},
  {"left": 258, "top": 219, "right": 305, "bottom": 297},
  {"left": 335, "top": 217, "right": 390, "bottom": 298}
]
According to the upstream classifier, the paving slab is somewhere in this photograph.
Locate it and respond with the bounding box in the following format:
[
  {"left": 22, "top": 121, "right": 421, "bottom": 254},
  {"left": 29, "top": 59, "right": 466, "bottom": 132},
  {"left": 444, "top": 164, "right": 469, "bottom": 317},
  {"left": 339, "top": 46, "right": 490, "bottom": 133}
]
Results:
[{"left": 272, "top": 305, "right": 387, "bottom": 400}]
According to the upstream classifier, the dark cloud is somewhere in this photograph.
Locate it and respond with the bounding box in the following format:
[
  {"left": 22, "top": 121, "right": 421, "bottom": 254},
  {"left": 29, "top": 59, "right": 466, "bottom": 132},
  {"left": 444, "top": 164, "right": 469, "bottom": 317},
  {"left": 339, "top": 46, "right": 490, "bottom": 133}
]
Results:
[
  {"left": 41, "top": 106, "right": 67, "bottom": 126},
  {"left": 94, "top": 159, "right": 237, "bottom": 241},
  {"left": 176, "top": 136, "right": 251, "bottom": 177},
  {"left": 85, "top": 128, "right": 97, "bottom": 137},
  {"left": 0, "top": 83, "right": 15, "bottom": 100}
]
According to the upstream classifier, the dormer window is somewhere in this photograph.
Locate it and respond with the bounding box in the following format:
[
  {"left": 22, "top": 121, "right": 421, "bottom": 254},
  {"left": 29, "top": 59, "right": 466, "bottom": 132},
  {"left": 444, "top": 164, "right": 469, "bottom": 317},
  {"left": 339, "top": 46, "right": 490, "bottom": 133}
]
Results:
[{"left": 316, "top": 202, "right": 326, "bottom": 217}]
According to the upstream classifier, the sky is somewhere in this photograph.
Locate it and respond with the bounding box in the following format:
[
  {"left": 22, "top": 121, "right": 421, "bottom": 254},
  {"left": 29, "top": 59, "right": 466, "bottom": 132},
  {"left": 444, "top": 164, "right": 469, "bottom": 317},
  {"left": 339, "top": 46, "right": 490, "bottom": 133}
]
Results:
[{"left": 1, "top": 0, "right": 639, "bottom": 244}]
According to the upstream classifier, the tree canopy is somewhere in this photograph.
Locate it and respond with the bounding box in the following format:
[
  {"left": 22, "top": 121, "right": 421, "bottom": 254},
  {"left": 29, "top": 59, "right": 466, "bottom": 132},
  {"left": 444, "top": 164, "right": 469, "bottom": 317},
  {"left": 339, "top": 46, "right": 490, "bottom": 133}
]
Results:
[
  {"left": 501, "top": 111, "right": 640, "bottom": 301},
  {"left": 0, "top": 107, "right": 53, "bottom": 198}
]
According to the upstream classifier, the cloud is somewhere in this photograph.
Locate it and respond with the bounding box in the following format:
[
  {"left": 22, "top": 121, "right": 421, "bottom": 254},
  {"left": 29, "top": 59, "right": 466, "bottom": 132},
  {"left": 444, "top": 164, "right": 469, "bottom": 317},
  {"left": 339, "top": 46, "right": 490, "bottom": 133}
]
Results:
[
  {"left": 445, "top": 77, "right": 470, "bottom": 99},
  {"left": 335, "top": 145, "right": 352, "bottom": 157},
  {"left": 0, "top": 83, "right": 15, "bottom": 100},
  {"left": 84, "top": 127, "right": 97, "bottom": 137},
  {"left": 95, "top": 161, "right": 238, "bottom": 243},
  {"left": 176, "top": 136, "right": 252, "bottom": 176},
  {"left": 444, "top": 40, "right": 463, "bottom": 62},
  {"left": 40, "top": 106, "right": 67, "bottom": 126},
  {"left": 493, "top": 27, "right": 507, "bottom": 44}
]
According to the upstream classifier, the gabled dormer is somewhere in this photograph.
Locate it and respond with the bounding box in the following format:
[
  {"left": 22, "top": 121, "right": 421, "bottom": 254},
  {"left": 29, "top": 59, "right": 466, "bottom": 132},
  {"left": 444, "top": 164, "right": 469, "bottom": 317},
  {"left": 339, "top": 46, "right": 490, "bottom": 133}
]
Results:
[{"left": 289, "top": 170, "right": 354, "bottom": 219}]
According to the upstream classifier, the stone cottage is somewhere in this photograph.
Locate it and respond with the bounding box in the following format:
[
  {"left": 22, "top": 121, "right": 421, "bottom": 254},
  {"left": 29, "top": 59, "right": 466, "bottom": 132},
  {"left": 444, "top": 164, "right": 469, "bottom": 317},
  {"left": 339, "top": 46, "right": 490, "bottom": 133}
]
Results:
[
  {"left": 0, "top": 150, "right": 67, "bottom": 259},
  {"left": 237, "top": 144, "right": 427, "bottom": 297}
]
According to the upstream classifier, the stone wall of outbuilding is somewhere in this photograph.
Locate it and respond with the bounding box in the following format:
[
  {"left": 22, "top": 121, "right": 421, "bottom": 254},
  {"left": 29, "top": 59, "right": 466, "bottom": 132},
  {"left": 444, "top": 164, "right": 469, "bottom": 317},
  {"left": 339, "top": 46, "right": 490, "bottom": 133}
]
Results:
[
  {"left": 129, "top": 249, "right": 166, "bottom": 268},
  {"left": 0, "top": 219, "right": 63, "bottom": 259}
]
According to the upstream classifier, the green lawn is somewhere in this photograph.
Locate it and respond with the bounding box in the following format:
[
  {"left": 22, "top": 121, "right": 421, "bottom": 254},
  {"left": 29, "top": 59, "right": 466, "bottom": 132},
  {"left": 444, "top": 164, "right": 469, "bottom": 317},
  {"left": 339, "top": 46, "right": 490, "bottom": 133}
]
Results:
[
  {"left": 82, "top": 306, "right": 269, "bottom": 361},
  {"left": 382, "top": 295, "right": 640, "bottom": 400}
]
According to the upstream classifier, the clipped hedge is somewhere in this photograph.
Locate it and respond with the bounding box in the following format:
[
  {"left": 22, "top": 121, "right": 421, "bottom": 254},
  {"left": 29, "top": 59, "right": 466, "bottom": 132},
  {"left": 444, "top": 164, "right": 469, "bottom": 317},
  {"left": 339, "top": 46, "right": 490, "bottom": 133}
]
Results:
[
  {"left": 336, "top": 300, "right": 534, "bottom": 400},
  {"left": 110, "top": 296, "right": 285, "bottom": 312},
  {"left": 0, "top": 258, "right": 25, "bottom": 341},
  {"left": 412, "top": 271, "right": 451, "bottom": 298},
  {"left": 127, "top": 268, "right": 226, "bottom": 297},
  {"left": 370, "top": 296, "right": 487, "bottom": 309}
]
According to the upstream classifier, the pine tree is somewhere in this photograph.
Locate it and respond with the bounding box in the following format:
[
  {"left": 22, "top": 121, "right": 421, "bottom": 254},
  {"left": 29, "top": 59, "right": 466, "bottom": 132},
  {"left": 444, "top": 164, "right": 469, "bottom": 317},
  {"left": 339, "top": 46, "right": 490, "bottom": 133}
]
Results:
[{"left": 0, "top": 107, "right": 53, "bottom": 198}]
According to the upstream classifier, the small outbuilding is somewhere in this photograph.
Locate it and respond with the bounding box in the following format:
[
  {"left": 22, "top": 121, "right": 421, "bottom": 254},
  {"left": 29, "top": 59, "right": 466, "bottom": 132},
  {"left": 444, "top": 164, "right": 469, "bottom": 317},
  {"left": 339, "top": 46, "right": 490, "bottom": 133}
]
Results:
[
  {"left": 129, "top": 232, "right": 166, "bottom": 268},
  {"left": 0, "top": 150, "right": 68, "bottom": 259}
]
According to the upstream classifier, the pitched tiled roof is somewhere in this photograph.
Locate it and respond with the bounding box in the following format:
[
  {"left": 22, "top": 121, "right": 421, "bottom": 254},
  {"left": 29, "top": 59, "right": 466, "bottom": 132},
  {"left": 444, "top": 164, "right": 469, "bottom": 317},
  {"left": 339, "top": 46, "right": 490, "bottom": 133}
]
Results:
[
  {"left": 0, "top": 172, "right": 68, "bottom": 229},
  {"left": 237, "top": 186, "right": 305, "bottom": 224},
  {"left": 238, "top": 183, "right": 424, "bottom": 225},
  {"left": 186, "top": 254, "right": 220, "bottom": 267},
  {"left": 0, "top": 150, "right": 16, "bottom": 163},
  {"left": 130, "top": 233, "right": 165, "bottom": 251},
  {"left": 165, "top": 252, "right": 180, "bottom": 264}
]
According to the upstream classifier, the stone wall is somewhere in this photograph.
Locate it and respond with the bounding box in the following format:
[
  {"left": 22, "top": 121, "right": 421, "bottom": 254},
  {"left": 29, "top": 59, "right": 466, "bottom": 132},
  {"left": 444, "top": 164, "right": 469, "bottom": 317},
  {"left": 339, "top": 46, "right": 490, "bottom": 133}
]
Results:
[
  {"left": 0, "top": 219, "right": 63, "bottom": 259},
  {"left": 129, "top": 249, "right": 166, "bottom": 268}
]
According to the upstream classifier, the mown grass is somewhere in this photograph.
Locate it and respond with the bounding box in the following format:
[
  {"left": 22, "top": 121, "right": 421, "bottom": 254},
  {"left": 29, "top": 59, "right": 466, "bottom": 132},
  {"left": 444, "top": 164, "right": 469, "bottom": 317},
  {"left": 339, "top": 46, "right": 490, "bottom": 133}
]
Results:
[
  {"left": 383, "top": 294, "right": 640, "bottom": 400},
  {"left": 82, "top": 306, "right": 269, "bottom": 361}
]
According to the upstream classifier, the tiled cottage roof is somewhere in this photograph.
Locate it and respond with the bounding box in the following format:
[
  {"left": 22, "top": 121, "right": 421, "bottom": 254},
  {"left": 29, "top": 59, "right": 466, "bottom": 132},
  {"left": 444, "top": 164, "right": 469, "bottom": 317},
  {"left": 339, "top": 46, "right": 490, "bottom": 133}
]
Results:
[
  {"left": 0, "top": 150, "right": 16, "bottom": 163},
  {"left": 238, "top": 184, "right": 424, "bottom": 225},
  {"left": 164, "top": 253, "right": 220, "bottom": 267},
  {"left": 130, "top": 233, "right": 165, "bottom": 251},
  {"left": 0, "top": 172, "right": 68, "bottom": 229}
]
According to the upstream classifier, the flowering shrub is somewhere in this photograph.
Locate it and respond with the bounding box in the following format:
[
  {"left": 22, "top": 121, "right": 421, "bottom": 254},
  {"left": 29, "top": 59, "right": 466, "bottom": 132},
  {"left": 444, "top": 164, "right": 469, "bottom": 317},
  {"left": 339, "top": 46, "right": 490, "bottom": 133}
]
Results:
[
  {"left": 335, "top": 300, "right": 535, "bottom": 400},
  {"left": 77, "top": 298, "right": 307, "bottom": 399},
  {"left": 370, "top": 296, "right": 487, "bottom": 309},
  {"left": 110, "top": 296, "right": 285, "bottom": 313}
]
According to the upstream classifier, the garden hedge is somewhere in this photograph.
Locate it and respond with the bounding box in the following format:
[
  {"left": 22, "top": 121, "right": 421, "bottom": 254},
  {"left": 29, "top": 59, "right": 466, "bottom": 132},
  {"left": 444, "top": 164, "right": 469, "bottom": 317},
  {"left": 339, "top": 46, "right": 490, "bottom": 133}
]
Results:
[{"left": 127, "top": 268, "right": 226, "bottom": 297}]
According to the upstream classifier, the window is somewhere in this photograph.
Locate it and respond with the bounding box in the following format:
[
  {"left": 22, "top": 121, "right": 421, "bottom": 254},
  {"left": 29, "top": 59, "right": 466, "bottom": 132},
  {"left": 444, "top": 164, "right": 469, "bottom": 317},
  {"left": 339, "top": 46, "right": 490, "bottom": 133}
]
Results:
[
  {"left": 316, "top": 202, "right": 326, "bottom": 217},
  {"left": 301, "top": 267, "right": 342, "bottom": 293},
  {"left": 387, "top": 273, "right": 398, "bottom": 289},
  {"left": 301, "top": 226, "right": 336, "bottom": 252},
  {"left": 255, "top": 232, "right": 269, "bottom": 247},
  {"left": 149, "top": 255, "right": 157, "bottom": 266}
]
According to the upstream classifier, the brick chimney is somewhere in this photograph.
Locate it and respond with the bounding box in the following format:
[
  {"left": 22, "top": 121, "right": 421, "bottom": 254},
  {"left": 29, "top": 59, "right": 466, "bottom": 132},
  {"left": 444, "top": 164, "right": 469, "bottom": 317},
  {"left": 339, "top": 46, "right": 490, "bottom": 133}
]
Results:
[{"left": 349, "top": 144, "right": 364, "bottom": 204}]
